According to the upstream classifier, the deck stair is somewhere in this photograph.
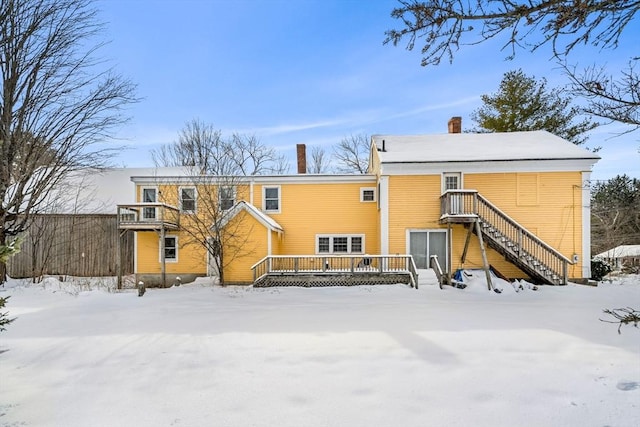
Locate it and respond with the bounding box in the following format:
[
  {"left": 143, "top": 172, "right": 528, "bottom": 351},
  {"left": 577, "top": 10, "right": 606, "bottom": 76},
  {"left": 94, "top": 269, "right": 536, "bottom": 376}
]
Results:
[{"left": 440, "top": 190, "right": 572, "bottom": 285}]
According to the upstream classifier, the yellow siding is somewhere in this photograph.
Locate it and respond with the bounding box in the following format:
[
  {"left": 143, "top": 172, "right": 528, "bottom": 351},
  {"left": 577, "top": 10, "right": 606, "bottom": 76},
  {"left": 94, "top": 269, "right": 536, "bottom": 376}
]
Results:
[
  {"left": 222, "top": 210, "right": 268, "bottom": 284},
  {"left": 387, "top": 175, "right": 444, "bottom": 255},
  {"left": 253, "top": 182, "right": 380, "bottom": 255},
  {"left": 385, "top": 171, "right": 585, "bottom": 279},
  {"left": 136, "top": 230, "right": 207, "bottom": 274},
  {"left": 464, "top": 172, "right": 584, "bottom": 277}
]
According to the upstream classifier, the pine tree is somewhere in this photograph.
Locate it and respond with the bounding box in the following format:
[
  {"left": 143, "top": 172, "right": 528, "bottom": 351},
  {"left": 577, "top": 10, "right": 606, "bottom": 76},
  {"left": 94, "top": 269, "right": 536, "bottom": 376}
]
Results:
[{"left": 470, "top": 69, "right": 598, "bottom": 147}]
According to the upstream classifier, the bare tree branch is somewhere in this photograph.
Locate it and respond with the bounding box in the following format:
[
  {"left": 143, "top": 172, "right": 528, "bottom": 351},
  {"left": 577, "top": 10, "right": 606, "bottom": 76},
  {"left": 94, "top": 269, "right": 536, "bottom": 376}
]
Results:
[
  {"left": 151, "top": 119, "right": 289, "bottom": 175},
  {"left": 307, "top": 145, "right": 332, "bottom": 174},
  {"left": 384, "top": 0, "right": 639, "bottom": 67},
  {"left": 563, "top": 59, "right": 640, "bottom": 133},
  {"left": 332, "top": 133, "right": 370, "bottom": 174},
  {"left": 1, "top": 0, "right": 138, "bottom": 282}
]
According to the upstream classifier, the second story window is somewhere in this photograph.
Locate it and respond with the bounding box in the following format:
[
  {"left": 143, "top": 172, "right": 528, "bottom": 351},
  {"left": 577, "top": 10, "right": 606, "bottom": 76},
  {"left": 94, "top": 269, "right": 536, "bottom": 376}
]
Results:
[
  {"left": 219, "top": 186, "right": 235, "bottom": 211},
  {"left": 180, "top": 187, "right": 197, "bottom": 213},
  {"left": 263, "top": 186, "right": 280, "bottom": 213}
]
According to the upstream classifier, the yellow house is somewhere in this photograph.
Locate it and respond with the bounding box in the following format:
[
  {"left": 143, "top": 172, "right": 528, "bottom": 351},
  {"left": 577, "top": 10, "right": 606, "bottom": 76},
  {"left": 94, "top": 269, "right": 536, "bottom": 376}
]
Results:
[{"left": 117, "top": 119, "right": 599, "bottom": 287}]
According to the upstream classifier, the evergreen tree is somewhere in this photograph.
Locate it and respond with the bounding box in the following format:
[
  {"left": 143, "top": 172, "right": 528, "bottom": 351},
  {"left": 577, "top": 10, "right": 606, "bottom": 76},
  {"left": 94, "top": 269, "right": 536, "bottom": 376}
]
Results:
[{"left": 470, "top": 69, "right": 598, "bottom": 147}]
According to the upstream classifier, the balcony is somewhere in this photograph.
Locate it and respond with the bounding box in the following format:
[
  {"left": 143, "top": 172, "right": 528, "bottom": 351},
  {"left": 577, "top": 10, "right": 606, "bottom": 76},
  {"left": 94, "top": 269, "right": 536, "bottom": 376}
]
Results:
[{"left": 117, "top": 203, "right": 180, "bottom": 231}]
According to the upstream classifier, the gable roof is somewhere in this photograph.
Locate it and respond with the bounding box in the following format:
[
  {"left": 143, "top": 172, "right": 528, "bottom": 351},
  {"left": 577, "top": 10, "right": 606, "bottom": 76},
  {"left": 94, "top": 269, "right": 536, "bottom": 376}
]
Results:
[
  {"left": 218, "top": 201, "right": 283, "bottom": 233},
  {"left": 372, "top": 130, "right": 600, "bottom": 164}
]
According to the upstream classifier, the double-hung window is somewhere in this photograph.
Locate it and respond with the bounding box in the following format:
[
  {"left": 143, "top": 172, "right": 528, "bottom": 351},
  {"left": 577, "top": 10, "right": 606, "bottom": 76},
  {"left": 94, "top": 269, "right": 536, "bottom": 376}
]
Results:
[
  {"left": 219, "top": 186, "right": 235, "bottom": 211},
  {"left": 180, "top": 187, "right": 197, "bottom": 213},
  {"left": 263, "top": 186, "right": 280, "bottom": 213},
  {"left": 162, "top": 236, "right": 178, "bottom": 262},
  {"left": 316, "top": 235, "right": 364, "bottom": 254}
]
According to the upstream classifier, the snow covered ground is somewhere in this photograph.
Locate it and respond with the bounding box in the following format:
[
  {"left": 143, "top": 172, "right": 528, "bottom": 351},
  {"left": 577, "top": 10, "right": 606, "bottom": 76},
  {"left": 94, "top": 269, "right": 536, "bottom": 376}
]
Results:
[{"left": 1, "top": 271, "right": 638, "bottom": 427}]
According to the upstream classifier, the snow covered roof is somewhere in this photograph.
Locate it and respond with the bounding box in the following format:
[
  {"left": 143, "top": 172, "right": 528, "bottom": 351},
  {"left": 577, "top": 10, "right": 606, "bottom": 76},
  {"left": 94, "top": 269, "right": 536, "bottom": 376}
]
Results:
[
  {"left": 372, "top": 130, "right": 600, "bottom": 164},
  {"left": 218, "top": 201, "right": 284, "bottom": 233},
  {"left": 594, "top": 245, "right": 640, "bottom": 259},
  {"left": 44, "top": 167, "right": 191, "bottom": 214}
]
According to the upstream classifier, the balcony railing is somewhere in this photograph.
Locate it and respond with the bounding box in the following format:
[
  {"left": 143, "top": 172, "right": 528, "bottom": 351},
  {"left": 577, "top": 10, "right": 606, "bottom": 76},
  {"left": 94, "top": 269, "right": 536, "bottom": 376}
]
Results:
[{"left": 117, "top": 203, "right": 180, "bottom": 230}]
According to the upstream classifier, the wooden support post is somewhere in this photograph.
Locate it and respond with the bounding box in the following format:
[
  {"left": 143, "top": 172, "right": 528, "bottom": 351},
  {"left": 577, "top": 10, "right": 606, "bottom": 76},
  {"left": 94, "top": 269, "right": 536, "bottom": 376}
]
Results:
[
  {"left": 160, "top": 227, "right": 166, "bottom": 288},
  {"left": 461, "top": 224, "right": 473, "bottom": 263},
  {"left": 117, "top": 230, "right": 126, "bottom": 290},
  {"left": 475, "top": 219, "right": 493, "bottom": 291}
]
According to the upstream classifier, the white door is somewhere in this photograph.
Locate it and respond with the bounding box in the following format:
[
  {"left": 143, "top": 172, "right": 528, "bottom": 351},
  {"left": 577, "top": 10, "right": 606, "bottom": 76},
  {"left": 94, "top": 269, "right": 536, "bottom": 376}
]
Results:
[{"left": 443, "top": 172, "right": 462, "bottom": 214}]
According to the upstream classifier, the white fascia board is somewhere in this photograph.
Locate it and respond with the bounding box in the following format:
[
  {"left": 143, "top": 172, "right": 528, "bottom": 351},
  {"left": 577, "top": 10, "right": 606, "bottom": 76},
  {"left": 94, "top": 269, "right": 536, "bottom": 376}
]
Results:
[
  {"left": 131, "top": 174, "right": 377, "bottom": 185},
  {"left": 381, "top": 159, "right": 598, "bottom": 175}
]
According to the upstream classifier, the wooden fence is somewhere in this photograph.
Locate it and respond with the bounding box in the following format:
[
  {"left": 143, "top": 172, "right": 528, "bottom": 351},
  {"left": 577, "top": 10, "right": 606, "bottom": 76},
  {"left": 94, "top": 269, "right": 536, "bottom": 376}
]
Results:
[{"left": 7, "top": 214, "right": 134, "bottom": 279}]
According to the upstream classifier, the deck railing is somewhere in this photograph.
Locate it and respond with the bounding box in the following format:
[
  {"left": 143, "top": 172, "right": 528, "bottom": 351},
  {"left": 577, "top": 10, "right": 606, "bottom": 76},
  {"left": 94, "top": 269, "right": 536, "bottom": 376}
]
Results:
[
  {"left": 251, "top": 254, "right": 419, "bottom": 288},
  {"left": 117, "top": 203, "right": 180, "bottom": 229}
]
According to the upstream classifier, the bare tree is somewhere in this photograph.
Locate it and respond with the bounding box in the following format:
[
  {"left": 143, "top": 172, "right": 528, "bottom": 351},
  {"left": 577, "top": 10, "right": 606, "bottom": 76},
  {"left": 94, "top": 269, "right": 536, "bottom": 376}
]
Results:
[
  {"left": 174, "top": 174, "right": 256, "bottom": 286},
  {"left": 307, "top": 145, "right": 332, "bottom": 174},
  {"left": 333, "top": 133, "right": 370, "bottom": 174},
  {"left": 152, "top": 119, "right": 289, "bottom": 175},
  {"left": 591, "top": 175, "right": 640, "bottom": 256},
  {"left": 384, "top": 0, "right": 639, "bottom": 130},
  {"left": 0, "top": 0, "right": 137, "bottom": 281},
  {"left": 563, "top": 59, "right": 640, "bottom": 134},
  {"left": 152, "top": 119, "right": 288, "bottom": 284}
]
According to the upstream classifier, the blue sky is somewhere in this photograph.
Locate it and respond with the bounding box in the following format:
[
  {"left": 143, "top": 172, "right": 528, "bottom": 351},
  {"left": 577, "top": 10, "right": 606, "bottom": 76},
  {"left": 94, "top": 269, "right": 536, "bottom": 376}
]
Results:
[{"left": 97, "top": 0, "right": 639, "bottom": 181}]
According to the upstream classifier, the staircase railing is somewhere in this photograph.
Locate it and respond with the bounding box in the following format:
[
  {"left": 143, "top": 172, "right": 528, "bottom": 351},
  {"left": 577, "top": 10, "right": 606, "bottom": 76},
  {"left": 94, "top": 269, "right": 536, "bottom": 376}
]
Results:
[{"left": 441, "top": 190, "right": 572, "bottom": 285}]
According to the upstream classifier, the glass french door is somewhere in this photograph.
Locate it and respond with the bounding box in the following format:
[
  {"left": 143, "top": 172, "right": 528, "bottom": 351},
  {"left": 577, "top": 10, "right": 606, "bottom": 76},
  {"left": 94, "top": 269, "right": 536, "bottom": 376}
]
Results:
[{"left": 409, "top": 230, "right": 447, "bottom": 270}]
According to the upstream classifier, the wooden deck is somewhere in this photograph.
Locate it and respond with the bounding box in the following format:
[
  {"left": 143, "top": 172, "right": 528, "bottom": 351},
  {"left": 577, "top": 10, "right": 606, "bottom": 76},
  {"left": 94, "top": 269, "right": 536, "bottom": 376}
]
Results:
[{"left": 251, "top": 255, "right": 419, "bottom": 288}]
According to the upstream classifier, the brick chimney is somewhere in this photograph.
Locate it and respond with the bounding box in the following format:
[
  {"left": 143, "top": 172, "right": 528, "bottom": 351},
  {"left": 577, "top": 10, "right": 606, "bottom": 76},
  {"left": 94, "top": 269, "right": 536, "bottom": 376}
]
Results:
[
  {"left": 296, "top": 144, "right": 306, "bottom": 174},
  {"left": 448, "top": 116, "right": 462, "bottom": 134}
]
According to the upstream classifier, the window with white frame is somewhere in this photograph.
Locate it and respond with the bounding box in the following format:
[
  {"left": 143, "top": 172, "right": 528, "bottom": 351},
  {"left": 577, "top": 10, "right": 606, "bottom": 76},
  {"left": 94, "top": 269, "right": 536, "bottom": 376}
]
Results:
[
  {"left": 263, "top": 186, "right": 280, "bottom": 212},
  {"left": 360, "top": 187, "right": 376, "bottom": 202},
  {"left": 179, "top": 187, "right": 197, "bottom": 213},
  {"left": 316, "top": 235, "right": 364, "bottom": 254},
  {"left": 219, "top": 186, "right": 235, "bottom": 211},
  {"left": 162, "top": 236, "right": 178, "bottom": 262}
]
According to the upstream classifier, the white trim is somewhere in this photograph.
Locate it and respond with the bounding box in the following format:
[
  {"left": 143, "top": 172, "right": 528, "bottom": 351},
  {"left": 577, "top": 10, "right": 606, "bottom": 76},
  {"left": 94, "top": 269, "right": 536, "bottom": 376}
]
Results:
[
  {"left": 582, "top": 172, "right": 592, "bottom": 278},
  {"left": 360, "top": 187, "right": 377, "bottom": 202},
  {"left": 160, "top": 235, "right": 178, "bottom": 263},
  {"left": 178, "top": 186, "right": 197, "bottom": 213},
  {"left": 315, "top": 234, "right": 365, "bottom": 254},
  {"left": 218, "top": 201, "right": 284, "bottom": 233},
  {"left": 140, "top": 186, "right": 158, "bottom": 220},
  {"left": 267, "top": 227, "right": 272, "bottom": 255},
  {"left": 140, "top": 186, "right": 158, "bottom": 202},
  {"left": 442, "top": 172, "right": 462, "bottom": 193},
  {"left": 263, "top": 185, "right": 281, "bottom": 213},
  {"left": 405, "top": 228, "right": 449, "bottom": 271},
  {"left": 132, "top": 174, "right": 377, "bottom": 185},
  {"left": 218, "top": 185, "right": 236, "bottom": 211},
  {"left": 382, "top": 159, "right": 598, "bottom": 176},
  {"left": 379, "top": 176, "right": 389, "bottom": 254}
]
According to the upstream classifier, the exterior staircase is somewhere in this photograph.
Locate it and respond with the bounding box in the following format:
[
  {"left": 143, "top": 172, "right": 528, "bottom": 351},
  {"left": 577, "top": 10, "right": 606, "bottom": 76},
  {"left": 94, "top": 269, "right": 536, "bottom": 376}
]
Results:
[{"left": 441, "top": 190, "right": 573, "bottom": 285}]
